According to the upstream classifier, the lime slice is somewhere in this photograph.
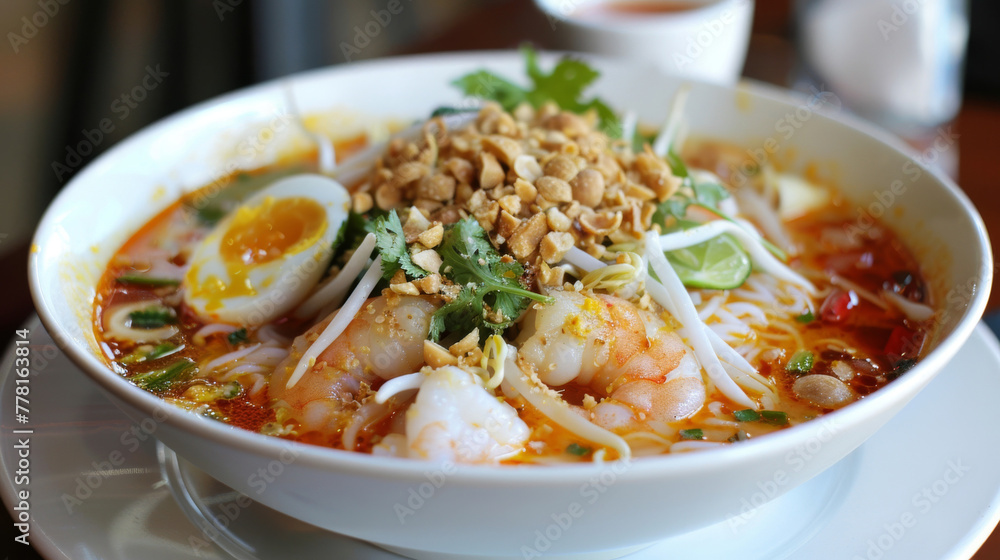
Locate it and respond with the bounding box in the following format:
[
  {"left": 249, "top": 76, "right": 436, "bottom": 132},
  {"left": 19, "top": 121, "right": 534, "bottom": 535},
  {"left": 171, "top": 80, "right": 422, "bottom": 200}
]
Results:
[{"left": 665, "top": 234, "right": 752, "bottom": 290}]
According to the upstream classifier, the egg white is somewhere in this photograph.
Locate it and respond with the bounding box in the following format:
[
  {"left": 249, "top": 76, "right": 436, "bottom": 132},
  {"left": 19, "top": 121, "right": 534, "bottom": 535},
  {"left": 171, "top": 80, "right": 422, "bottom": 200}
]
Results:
[{"left": 183, "top": 174, "right": 350, "bottom": 325}]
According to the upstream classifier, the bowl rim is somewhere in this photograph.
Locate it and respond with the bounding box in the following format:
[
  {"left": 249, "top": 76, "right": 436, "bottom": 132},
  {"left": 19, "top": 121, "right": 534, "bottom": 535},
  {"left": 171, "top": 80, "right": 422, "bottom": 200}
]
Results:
[{"left": 29, "top": 49, "right": 993, "bottom": 485}]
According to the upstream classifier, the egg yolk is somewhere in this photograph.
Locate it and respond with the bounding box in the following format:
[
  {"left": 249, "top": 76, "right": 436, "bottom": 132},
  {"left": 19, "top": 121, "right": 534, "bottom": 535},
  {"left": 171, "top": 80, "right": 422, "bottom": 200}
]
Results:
[
  {"left": 222, "top": 196, "right": 327, "bottom": 265},
  {"left": 187, "top": 196, "right": 328, "bottom": 313}
]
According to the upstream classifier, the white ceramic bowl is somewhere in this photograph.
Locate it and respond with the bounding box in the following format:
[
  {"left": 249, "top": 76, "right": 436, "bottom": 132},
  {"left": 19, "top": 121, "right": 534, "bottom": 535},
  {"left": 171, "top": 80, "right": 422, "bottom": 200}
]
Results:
[{"left": 29, "top": 52, "right": 991, "bottom": 560}]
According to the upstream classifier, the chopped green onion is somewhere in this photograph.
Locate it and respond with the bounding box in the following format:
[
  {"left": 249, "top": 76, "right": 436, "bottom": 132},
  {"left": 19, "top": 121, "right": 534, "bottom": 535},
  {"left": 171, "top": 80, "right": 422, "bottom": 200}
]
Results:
[
  {"left": 786, "top": 350, "right": 815, "bottom": 375},
  {"left": 120, "top": 342, "right": 180, "bottom": 365},
  {"left": 679, "top": 428, "right": 704, "bottom": 440},
  {"left": 734, "top": 409, "right": 789, "bottom": 426},
  {"left": 796, "top": 310, "right": 815, "bottom": 324},
  {"left": 130, "top": 359, "right": 195, "bottom": 391},
  {"left": 116, "top": 274, "right": 180, "bottom": 287},
  {"left": 227, "top": 328, "right": 248, "bottom": 346},
  {"left": 221, "top": 381, "right": 242, "bottom": 399},
  {"left": 733, "top": 409, "right": 760, "bottom": 422},
  {"left": 566, "top": 443, "right": 591, "bottom": 456},
  {"left": 128, "top": 306, "right": 177, "bottom": 329},
  {"left": 760, "top": 410, "right": 789, "bottom": 426}
]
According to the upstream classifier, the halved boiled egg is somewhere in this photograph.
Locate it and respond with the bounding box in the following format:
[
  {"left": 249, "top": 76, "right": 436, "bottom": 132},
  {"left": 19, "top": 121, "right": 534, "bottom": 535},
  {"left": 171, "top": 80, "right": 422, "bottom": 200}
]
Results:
[{"left": 183, "top": 174, "right": 349, "bottom": 325}]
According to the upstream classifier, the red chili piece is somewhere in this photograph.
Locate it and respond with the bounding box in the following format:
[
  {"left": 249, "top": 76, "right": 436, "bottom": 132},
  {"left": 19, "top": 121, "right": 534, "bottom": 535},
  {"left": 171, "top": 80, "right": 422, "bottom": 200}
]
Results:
[{"left": 820, "top": 289, "right": 859, "bottom": 323}]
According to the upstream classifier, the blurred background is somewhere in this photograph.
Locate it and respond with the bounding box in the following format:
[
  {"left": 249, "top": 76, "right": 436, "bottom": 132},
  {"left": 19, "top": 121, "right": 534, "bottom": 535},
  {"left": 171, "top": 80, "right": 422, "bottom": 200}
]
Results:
[{"left": 1, "top": 0, "right": 998, "bottom": 558}]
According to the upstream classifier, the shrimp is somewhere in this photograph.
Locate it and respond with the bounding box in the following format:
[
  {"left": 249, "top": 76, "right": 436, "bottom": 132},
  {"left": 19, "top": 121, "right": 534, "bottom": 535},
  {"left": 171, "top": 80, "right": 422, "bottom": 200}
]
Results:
[
  {"left": 403, "top": 366, "right": 530, "bottom": 463},
  {"left": 515, "top": 291, "right": 706, "bottom": 432},
  {"left": 269, "top": 295, "right": 438, "bottom": 439}
]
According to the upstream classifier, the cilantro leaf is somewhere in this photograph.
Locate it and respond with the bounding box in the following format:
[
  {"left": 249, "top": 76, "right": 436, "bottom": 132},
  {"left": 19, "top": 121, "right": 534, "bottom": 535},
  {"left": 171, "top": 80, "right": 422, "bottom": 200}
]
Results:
[
  {"left": 452, "top": 70, "right": 529, "bottom": 110},
  {"left": 451, "top": 45, "right": 622, "bottom": 137},
  {"left": 227, "top": 328, "right": 248, "bottom": 346},
  {"left": 372, "top": 210, "right": 428, "bottom": 280},
  {"left": 430, "top": 218, "right": 553, "bottom": 340}
]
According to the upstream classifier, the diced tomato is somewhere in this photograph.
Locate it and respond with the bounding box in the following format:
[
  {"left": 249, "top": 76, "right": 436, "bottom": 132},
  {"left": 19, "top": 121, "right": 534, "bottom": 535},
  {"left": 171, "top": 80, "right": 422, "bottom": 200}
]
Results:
[
  {"left": 820, "top": 289, "right": 859, "bottom": 322},
  {"left": 885, "top": 326, "right": 919, "bottom": 359}
]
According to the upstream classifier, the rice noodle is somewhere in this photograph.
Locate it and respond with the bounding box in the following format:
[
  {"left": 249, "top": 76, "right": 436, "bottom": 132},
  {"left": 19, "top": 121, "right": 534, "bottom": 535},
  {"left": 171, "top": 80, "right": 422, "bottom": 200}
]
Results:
[
  {"left": 295, "top": 233, "right": 378, "bottom": 319},
  {"left": 882, "top": 290, "right": 935, "bottom": 321},
  {"left": 645, "top": 232, "right": 755, "bottom": 408},
  {"left": 829, "top": 274, "right": 889, "bottom": 310},
  {"left": 622, "top": 432, "right": 673, "bottom": 456},
  {"left": 375, "top": 372, "right": 426, "bottom": 404},
  {"left": 286, "top": 256, "right": 384, "bottom": 389},
  {"left": 501, "top": 349, "right": 631, "bottom": 461},
  {"left": 733, "top": 187, "right": 796, "bottom": 254},
  {"left": 670, "top": 440, "right": 725, "bottom": 452},
  {"left": 223, "top": 364, "right": 269, "bottom": 376},
  {"left": 256, "top": 324, "right": 292, "bottom": 346},
  {"left": 697, "top": 295, "right": 725, "bottom": 321},
  {"left": 724, "top": 302, "right": 768, "bottom": 323},
  {"left": 658, "top": 221, "right": 816, "bottom": 294},
  {"left": 192, "top": 323, "right": 238, "bottom": 346},
  {"left": 202, "top": 343, "right": 261, "bottom": 374},
  {"left": 343, "top": 400, "right": 395, "bottom": 451}
]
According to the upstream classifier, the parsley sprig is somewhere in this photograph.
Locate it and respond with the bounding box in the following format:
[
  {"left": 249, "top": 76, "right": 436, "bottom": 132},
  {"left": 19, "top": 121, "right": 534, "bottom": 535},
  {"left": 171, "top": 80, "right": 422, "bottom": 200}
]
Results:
[{"left": 430, "top": 218, "right": 552, "bottom": 340}]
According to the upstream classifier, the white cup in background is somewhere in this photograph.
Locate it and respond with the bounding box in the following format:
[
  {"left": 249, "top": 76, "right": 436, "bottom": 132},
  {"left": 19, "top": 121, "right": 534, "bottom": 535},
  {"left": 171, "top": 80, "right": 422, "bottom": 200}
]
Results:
[{"left": 534, "top": 0, "right": 755, "bottom": 84}]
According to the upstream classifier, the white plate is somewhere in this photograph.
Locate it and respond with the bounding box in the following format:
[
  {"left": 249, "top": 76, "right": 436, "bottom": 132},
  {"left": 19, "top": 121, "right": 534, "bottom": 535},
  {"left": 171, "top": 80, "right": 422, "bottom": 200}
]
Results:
[{"left": 3, "top": 317, "right": 999, "bottom": 560}]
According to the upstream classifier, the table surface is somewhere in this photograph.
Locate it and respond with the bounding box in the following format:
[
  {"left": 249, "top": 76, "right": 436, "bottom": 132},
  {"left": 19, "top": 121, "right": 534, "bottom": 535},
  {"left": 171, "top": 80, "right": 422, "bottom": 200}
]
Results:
[{"left": 3, "top": 1, "right": 998, "bottom": 558}]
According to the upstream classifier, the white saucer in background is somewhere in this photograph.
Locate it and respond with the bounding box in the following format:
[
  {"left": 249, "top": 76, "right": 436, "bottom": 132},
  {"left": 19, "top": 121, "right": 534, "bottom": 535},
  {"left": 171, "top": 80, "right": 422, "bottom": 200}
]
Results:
[{"left": 2, "top": 317, "right": 1000, "bottom": 560}]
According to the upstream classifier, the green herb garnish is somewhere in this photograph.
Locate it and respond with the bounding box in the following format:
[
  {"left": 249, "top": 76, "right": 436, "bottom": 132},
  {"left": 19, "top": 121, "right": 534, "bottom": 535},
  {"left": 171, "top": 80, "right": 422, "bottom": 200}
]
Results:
[
  {"left": 786, "top": 350, "right": 815, "bottom": 375},
  {"left": 452, "top": 45, "right": 621, "bottom": 137},
  {"left": 120, "top": 342, "right": 180, "bottom": 365},
  {"left": 430, "top": 217, "right": 553, "bottom": 340},
  {"left": 796, "top": 310, "right": 815, "bottom": 324},
  {"left": 221, "top": 381, "right": 242, "bottom": 399},
  {"left": 227, "top": 328, "right": 248, "bottom": 346},
  {"left": 733, "top": 409, "right": 760, "bottom": 422},
  {"left": 679, "top": 429, "right": 705, "bottom": 440},
  {"left": 373, "top": 210, "right": 428, "bottom": 281},
  {"left": 733, "top": 409, "right": 789, "bottom": 426},
  {"left": 430, "top": 106, "right": 480, "bottom": 118},
  {"left": 130, "top": 358, "right": 196, "bottom": 391},
  {"left": 566, "top": 443, "right": 591, "bottom": 456},
  {"left": 665, "top": 148, "right": 689, "bottom": 179},
  {"left": 760, "top": 410, "right": 789, "bottom": 426},
  {"left": 116, "top": 274, "right": 180, "bottom": 288},
  {"left": 128, "top": 306, "right": 177, "bottom": 329}
]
